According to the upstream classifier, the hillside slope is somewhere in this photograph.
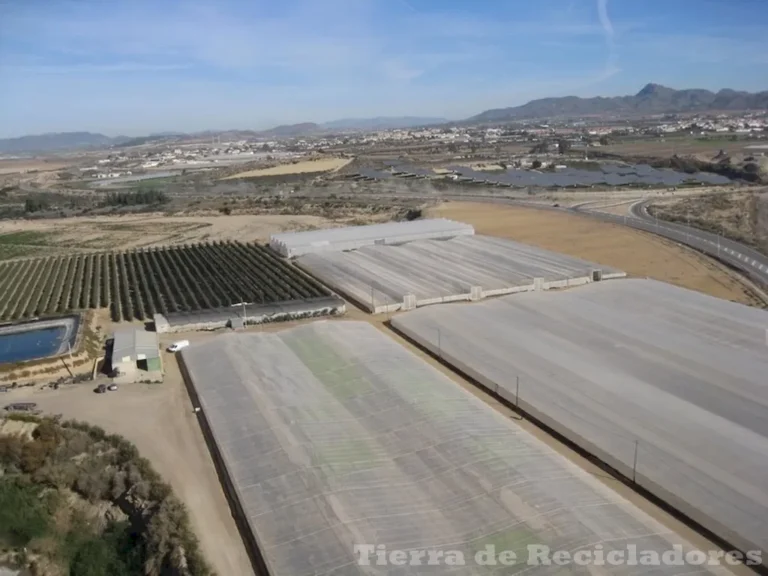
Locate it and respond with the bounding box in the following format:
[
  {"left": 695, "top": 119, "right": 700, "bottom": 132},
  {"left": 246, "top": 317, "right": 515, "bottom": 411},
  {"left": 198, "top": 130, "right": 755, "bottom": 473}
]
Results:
[{"left": 467, "top": 83, "right": 768, "bottom": 123}]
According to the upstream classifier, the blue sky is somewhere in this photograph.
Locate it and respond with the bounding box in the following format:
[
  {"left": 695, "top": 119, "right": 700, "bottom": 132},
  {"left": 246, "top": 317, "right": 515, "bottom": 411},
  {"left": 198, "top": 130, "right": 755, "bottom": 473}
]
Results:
[{"left": 0, "top": 0, "right": 766, "bottom": 137}]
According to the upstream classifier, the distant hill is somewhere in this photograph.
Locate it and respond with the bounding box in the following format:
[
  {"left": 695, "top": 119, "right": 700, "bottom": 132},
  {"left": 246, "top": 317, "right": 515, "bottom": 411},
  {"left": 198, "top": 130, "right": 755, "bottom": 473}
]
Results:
[
  {"left": 259, "top": 123, "right": 321, "bottom": 138},
  {"left": 466, "top": 83, "right": 768, "bottom": 123},
  {"left": 257, "top": 116, "right": 449, "bottom": 137},
  {"left": 322, "top": 116, "right": 448, "bottom": 130},
  {"left": 0, "top": 131, "right": 130, "bottom": 154}
]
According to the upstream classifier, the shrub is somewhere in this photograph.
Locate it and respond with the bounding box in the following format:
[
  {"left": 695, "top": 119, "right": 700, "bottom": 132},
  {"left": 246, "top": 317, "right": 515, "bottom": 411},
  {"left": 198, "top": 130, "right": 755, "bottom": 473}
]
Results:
[{"left": 0, "top": 477, "right": 51, "bottom": 547}]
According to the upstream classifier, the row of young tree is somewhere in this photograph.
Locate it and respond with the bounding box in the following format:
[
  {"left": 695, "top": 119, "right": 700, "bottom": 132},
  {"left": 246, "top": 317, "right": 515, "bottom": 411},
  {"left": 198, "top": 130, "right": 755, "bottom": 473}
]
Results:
[
  {"left": 0, "top": 241, "right": 330, "bottom": 323},
  {"left": 101, "top": 189, "right": 169, "bottom": 207}
]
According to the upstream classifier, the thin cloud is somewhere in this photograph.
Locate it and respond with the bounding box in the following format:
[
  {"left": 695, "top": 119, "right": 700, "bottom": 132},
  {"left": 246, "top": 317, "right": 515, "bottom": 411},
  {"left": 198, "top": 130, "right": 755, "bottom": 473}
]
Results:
[
  {"left": 597, "top": 0, "right": 615, "bottom": 40},
  {"left": 596, "top": 0, "right": 620, "bottom": 80},
  {"left": 2, "top": 63, "right": 192, "bottom": 75}
]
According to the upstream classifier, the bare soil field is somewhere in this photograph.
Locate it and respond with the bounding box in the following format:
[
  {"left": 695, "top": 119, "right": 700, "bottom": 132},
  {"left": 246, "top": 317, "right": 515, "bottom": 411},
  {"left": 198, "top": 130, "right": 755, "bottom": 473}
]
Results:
[
  {"left": 222, "top": 157, "right": 352, "bottom": 180},
  {"left": 430, "top": 201, "right": 765, "bottom": 306},
  {"left": 0, "top": 212, "right": 344, "bottom": 252},
  {"left": 0, "top": 158, "right": 73, "bottom": 175}
]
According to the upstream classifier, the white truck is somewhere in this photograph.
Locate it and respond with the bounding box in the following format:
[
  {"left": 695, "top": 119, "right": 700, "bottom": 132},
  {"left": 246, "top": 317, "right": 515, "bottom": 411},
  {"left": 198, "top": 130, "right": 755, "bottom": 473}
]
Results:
[{"left": 167, "top": 340, "right": 190, "bottom": 353}]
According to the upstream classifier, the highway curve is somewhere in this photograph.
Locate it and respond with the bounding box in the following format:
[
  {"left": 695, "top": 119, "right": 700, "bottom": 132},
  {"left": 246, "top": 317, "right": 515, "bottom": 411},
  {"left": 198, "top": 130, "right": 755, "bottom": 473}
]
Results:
[{"left": 571, "top": 200, "right": 768, "bottom": 289}]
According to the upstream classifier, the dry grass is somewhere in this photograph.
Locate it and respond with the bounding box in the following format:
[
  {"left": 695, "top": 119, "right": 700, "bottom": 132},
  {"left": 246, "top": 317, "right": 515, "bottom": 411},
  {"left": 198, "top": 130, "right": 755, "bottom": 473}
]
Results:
[
  {"left": 430, "top": 201, "right": 765, "bottom": 307},
  {"left": 649, "top": 191, "right": 768, "bottom": 255},
  {"left": 222, "top": 157, "right": 352, "bottom": 179}
]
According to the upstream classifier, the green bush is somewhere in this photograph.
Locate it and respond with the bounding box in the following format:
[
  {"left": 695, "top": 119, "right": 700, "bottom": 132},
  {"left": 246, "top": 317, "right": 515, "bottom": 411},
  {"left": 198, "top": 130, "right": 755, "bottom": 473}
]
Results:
[
  {"left": 69, "top": 522, "right": 143, "bottom": 576},
  {"left": 0, "top": 477, "right": 51, "bottom": 546}
]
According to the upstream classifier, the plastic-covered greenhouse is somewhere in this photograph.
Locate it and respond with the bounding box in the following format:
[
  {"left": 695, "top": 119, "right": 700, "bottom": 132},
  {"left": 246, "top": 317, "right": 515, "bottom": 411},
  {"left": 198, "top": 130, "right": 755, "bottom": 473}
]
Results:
[
  {"left": 297, "top": 235, "right": 626, "bottom": 313},
  {"left": 392, "top": 279, "right": 768, "bottom": 566},
  {"left": 269, "top": 218, "right": 474, "bottom": 257},
  {"left": 180, "top": 320, "right": 735, "bottom": 575}
]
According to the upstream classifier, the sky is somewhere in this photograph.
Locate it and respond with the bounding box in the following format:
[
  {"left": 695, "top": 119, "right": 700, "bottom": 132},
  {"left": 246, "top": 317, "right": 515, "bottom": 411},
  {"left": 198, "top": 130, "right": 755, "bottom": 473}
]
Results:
[{"left": 0, "top": 0, "right": 767, "bottom": 137}]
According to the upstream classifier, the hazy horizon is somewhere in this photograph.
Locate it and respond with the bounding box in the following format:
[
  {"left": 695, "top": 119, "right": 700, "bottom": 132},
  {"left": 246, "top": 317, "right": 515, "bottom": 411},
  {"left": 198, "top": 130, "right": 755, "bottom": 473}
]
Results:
[{"left": 1, "top": 0, "right": 767, "bottom": 138}]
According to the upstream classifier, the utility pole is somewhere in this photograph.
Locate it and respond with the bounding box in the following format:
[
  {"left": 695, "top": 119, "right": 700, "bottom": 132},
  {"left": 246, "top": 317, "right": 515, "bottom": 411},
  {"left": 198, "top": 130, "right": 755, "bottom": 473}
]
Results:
[
  {"left": 632, "top": 440, "right": 639, "bottom": 483},
  {"left": 515, "top": 376, "right": 520, "bottom": 410},
  {"left": 231, "top": 299, "right": 252, "bottom": 329},
  {"left": 437, "top": 328, "right": 441, "bottom": 358}
]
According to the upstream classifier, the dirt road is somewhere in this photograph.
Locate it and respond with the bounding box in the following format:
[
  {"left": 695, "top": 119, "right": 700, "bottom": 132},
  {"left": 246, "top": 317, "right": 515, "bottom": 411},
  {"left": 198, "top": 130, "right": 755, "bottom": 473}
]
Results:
[
  {"left": 7, "top": 356, "right": 254, "bottom": 576},
  {"left": 430, "top": 201, "right": 765, "bottom": 307}
]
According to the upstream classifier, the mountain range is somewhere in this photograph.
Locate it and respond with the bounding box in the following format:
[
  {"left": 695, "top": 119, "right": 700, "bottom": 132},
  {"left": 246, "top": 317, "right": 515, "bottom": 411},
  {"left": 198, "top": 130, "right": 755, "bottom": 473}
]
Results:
[
  {"left": 2, "top": 85, "right": 767, "bottom": 153},
  {"left": 0, "top": 116, "right": 447, "bottom": 153},
  {"left": 259, "top": 116, "right": 447, "bottom": 137},
  {"left": 466, "top": 83, "right": 768, "bottom": 123},
  {"left": 0, "top": 132, "right": 132, "bottom": 154}
]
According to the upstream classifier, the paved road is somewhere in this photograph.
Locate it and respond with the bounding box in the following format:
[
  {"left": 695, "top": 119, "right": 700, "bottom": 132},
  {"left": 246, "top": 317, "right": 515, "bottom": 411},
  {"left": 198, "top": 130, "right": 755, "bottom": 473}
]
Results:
[{"left": 569, "top": 200, "right": 768, "bottom": 289}]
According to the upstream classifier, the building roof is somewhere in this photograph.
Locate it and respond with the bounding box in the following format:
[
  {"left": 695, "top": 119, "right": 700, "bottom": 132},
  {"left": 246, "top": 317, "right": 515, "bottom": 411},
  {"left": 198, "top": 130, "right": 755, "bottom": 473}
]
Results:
[{"left": 111, "top": 329, "right": 159, "bottom": 365}]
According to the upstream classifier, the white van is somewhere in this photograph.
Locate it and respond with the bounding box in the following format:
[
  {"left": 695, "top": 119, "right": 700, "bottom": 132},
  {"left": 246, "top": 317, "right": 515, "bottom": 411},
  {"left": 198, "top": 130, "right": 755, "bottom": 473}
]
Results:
[{"left": 167, "top": 340, "right": 190, "bottom": 353}]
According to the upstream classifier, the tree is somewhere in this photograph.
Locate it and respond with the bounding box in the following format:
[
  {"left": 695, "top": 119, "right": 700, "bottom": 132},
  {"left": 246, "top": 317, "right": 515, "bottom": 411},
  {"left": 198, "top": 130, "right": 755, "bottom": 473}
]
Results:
[
  {"left": 599, "top": 135, "right": 611, "bottom": 146},
  {"left": 24, "top": 197, "right": 49, "bottom": 213},
  {"left": 531, "top": 159, "right": 542, "bottom": 169},
  {"left": 529, "top": 141, "right": 549, "bottom": 154},
  {"left": 557, "top": 140, "right": 571, "bottom": 155}
]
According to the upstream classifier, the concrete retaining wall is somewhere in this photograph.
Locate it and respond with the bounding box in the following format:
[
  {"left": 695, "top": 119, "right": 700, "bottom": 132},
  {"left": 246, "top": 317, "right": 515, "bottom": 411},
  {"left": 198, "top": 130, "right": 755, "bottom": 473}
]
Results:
[{"left": 154, "top": 297, "right": 346, "bottom": 334}]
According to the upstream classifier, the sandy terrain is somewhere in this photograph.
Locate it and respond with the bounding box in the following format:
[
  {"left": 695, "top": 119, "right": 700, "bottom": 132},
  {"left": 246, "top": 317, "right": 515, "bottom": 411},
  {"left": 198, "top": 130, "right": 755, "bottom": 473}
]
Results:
[
  {"left": 0, "top": 213, "right": 339, "bottom": 252},
  {"left": 430, "top": 201, "right": 765, "bottom": 307},
  {"left": 6, "top": 352, "right": 255, "bottom": 576},
  {"left": 222, "top": 157, "right": 352, "bottom": 179}
]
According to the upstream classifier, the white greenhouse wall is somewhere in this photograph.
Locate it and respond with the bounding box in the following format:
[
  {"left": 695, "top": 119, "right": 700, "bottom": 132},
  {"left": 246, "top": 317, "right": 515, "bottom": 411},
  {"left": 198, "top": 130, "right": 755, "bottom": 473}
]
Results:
[{"left": 269, "top": 218, "right": 474, "bottom": 257}]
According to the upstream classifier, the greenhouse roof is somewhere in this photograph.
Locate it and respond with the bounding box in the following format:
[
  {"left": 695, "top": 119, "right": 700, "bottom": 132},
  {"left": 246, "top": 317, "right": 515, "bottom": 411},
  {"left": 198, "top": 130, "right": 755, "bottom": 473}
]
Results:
[
  {"left": 181, "top": 320, "right": 730, "bottom": 576},
  {"left": 269, "top": 218, "right": 474, "bottom": 257},
  {"left": 392, "top": 278, "right": 768, "bottom": 563}
]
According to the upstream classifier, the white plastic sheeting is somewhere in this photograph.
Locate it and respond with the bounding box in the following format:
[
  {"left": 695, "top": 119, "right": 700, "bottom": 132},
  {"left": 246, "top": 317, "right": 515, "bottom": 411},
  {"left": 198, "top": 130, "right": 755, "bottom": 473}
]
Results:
[
  {"left": 181, "top": 320, "right": 735, "bottom": 576},
  {"left": 297, "top": 235, "right": 625, "bottom": 313},
  {"left": 392, "top": 279, "right": 768, "bottom": 564},
  {"left": 269, "top": 218, "right": 474, "bottom": 257}
]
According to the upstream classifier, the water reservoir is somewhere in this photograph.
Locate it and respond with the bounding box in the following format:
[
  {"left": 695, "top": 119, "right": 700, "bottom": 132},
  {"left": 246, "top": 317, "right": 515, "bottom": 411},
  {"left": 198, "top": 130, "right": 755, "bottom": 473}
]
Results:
[{"left": 0, "top": 317, "right": 79, "bottom": 365}]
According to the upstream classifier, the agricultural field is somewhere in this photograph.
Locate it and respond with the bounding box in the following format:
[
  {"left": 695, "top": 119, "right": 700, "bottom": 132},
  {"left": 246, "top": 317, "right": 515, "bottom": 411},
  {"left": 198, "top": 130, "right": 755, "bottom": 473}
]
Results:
[
  {"left": 221, "top": 157, "right": 351, "bottom": 180},
  {"left": 599, "top": 135, "right": 762, "bottom": 159},
  {"left": 0, "top": 241, "right": 329, "bottom": 323},
  {"left": 0, "top": 230, "right": 60, "bottom": 260}
]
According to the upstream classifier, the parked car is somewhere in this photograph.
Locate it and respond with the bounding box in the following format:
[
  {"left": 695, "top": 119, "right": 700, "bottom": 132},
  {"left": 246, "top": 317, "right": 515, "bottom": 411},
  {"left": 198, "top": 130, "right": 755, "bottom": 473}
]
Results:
[
  {"left": 167, "top": 340, "right": 190, "bottom": 353},
  {"left": 107, "top": 384, "right": 118, "bottom": 391}
]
